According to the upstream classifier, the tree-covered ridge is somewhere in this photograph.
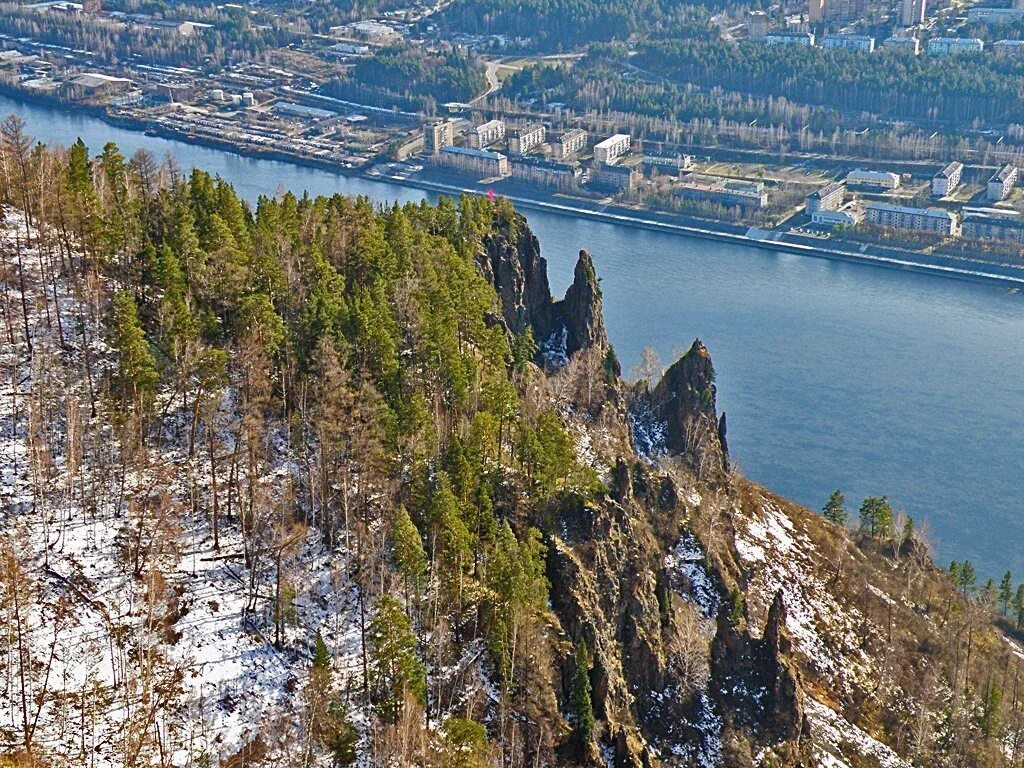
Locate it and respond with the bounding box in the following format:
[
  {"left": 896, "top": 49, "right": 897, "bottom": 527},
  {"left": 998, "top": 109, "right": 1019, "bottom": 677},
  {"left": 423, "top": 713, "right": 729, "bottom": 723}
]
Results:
[
  {"left": 431, "top": 0, "right": 720, "bottom": 50},
  {"left": 0, "top": 118, "right": 604, "bottom": 765},
  {"left": 633, "top": 39, "right": 1024, "bottom": 124},
  {"left": 326, "top": 45, "right": 487, "bottom": 112}
]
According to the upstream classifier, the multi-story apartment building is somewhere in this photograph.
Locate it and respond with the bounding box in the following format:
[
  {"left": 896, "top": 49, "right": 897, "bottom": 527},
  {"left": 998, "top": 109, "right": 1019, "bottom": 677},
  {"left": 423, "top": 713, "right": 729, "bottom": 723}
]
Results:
[
  {"left": 819, "top": 0, "right": 866, "bottom": 23},
  {"left": 591, "top": 163, "right": 640, "bottom": 191},
  {"left": 508, "top": 124, "right": 546, "bottom": 155},
  {"left": 805, "top": 181, "right": 846, "bottom": 214},
  {"left": 967, "top": 7, "right": 1024, "bottom": 22},
  {"left": 962, "top": 210, "right": 1024, "bottom": 245},
  {"left": 902, "top": 0, "right": 926, "bottom": 26},
  {"left": 988, "top": 165, "right": 1018, "bottom": 202},
  {"left": 594, "top": 134, "right": 632, "bottom": 165},
  {"left": 846, "top": 169, "right": 901, "bottom": 190},
  {"left": 552, "top": 129, "right": 588, "bottom": 160},
  {"left": 423, "top": 118, "right": 454, "bottom": 155},
  {"left": 932, "top": 162, "right": 963, "bottom": 197},
  {"left": 864, "top": 203, "right": 959, "bottom": 235},
  {"left": 511, "top": 157, "right": 583, "bottom": 191},
  {"left": 765, "top": 32, "right": 815, "bottom": 46},
  {"left": 434, "top": 146, "right": 509, "bottom": 177},
  {"left": 675, "top": 175, "right": 769, "bottom": 209},
  {"left": 883, "top": 35, "right": 921, "bottom": 54},
  {"left": 927, "top": 37, "right": 984, "bottom": 56},
  {"left": 821, "top": 34, "right": 876, "bottom": 51},
  {"left": 994, "top": 39, "right": 1024, "bottom": 57},
  {"left": 468, "top": 119, "right": 505, "bottom": 149}
]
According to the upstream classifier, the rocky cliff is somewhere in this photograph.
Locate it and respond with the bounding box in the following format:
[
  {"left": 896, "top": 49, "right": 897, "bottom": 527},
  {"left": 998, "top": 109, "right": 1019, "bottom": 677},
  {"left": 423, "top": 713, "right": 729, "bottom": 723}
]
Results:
[
  {"left": 477, "top": 209, "right": 1019, "bottom": 768},
  {"left": 481, "top": 215, "right": 614, "bottom": 374}
]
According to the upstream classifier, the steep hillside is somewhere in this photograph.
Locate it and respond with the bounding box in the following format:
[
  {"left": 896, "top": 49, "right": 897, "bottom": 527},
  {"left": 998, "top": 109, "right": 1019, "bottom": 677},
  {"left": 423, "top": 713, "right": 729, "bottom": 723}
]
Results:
[{"left": 0, "top": 136, "right": 1021, "bottom": 768}]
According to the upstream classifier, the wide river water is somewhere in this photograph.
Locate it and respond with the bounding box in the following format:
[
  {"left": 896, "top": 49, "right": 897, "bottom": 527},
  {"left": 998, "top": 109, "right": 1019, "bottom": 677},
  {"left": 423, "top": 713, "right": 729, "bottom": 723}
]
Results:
[{"left": 3, "top": 93, "right": 1023, "bottom": 578}]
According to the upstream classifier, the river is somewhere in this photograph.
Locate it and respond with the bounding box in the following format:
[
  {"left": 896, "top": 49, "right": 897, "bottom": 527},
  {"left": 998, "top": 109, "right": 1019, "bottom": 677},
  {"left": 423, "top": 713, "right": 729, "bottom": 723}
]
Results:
[{"left": 4, "top": 92, "right": 1024, "bottom": 578}]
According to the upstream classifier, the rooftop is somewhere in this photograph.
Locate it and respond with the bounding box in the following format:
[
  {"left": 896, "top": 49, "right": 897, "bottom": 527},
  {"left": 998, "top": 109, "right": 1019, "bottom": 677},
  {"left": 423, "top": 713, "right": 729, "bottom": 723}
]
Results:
[{"left": 866, "top": 202, "right": 956, "bottom": 220}]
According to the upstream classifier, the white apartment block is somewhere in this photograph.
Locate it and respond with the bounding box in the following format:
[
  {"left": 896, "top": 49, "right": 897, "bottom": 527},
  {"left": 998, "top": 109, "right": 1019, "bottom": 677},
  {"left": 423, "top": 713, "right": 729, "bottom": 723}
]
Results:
[
  {"left": 594, "top": 133, "right": 631, "bottom": 165},
  {"left": 468, "top": 119, "right": 506, "bottom": 149},
  {"left": 932, "top": 162, "right": 963, "bottom": 197}
]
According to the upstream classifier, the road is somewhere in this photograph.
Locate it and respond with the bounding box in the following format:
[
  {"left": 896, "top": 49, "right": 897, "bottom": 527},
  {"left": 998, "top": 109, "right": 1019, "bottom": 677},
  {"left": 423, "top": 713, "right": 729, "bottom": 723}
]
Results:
[{"left": 472, "top": 61, "right": 503, "bottom": 105}]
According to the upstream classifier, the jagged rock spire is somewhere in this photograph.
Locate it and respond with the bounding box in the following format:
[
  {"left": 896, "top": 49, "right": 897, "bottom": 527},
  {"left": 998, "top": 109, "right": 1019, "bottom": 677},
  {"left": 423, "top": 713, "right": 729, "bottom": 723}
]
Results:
[
  {"left": 648, "top": 339, "right": 730, "bottom": 478},
  {"left": 480, "top": 215, "right": 610, "bottom": 368}
]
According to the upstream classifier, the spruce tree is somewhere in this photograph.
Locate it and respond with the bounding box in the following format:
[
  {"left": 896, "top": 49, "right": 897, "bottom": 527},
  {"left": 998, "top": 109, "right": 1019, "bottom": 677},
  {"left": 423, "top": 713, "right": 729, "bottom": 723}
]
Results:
[
  {"left": 313, "top": 630, "right": 331, "bottom": 670},
  {"left": 822, "top": 489, "right": 847, "bottom": 526},
  {"left": 571, "top": 638, "right": 595, "bottom": 743},
  {"left": 106, "top": 290, "right": 158, "bottom": 414}
]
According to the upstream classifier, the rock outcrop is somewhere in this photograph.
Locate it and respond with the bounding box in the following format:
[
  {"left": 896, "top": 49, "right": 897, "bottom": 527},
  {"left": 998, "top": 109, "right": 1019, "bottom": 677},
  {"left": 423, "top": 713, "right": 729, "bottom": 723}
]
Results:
[
  {"left": 647, "top": 339, "right": 730, "bottom": 478},
  {"left": 480, "top": 213, "right": 614, "bottom": 372}
]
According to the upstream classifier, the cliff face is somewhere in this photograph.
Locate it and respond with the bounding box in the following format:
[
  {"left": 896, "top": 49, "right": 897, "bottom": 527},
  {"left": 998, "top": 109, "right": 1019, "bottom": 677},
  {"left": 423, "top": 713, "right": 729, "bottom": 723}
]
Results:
[
  {"left": 648, "top": 339, "right": 729, "bottom": 480},
  {"left": 479, "top": 213, "right": 808, "bottom": 767},
  {"left": 481, "top": 214, "right": 614, "bottom": 374},
  {"left": 476, "top": 211, "right": 1014, "bottom": 768}
]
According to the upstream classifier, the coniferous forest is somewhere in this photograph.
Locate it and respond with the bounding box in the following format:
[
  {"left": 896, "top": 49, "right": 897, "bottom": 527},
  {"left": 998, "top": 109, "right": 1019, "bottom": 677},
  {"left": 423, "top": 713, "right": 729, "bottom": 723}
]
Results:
[{"left": 5, "top": 115, "right": 1024, "bottom": 768}]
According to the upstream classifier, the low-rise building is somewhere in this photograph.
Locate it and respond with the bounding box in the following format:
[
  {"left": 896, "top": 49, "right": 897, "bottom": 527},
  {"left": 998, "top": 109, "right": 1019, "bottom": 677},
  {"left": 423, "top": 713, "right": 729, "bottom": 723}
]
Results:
[
  {"left": 343, "top": 20, "right": 400, "bottom": 43},
  {"left": 805, "top": 181, "right": 846, "bottom": 214},
  {"left": 846, "top": 169, "right": 901, "bottom": 190},
  {"left": 423, "top": 118, "right": 455, "bottom": 155},
  {"left": 468, "top": 119, "right": 505, "bottom": 149},
  {"left": 434, "top": 146, "right": 509, "bottom": 177},
  {"left": 927, "top": 37, "right": 984, "bottom": 56},
  {"left": 747, "top": 10, "right": 770, "bottom": 39},
  {"left": 675, "top": 175, "right": 769, "bottom": 209},
  {"left": 65, "top": 72, "right": 131, "bottom": 97},
  {"left": 642, "top": 154, "right": 694, "bottom": 176},
  {"left": 765, "top": 32, "right": 815, "bottom": 46},
  {"left": 988, "top": 164, "right": 1018, "bottom": 201},
  {"left": 591, "top": 163, "right": 640, "bottom": 191},
  {"left": 864, "top": 203, "right": 959, "bottom": 235},
  {"left": 511, "top": 157, "right": 582, "bottom": 191},
  {"left": 594, "top": 133, "right": 631, "bottom": 165},
  {"left": 552, "top": 128, "right": 587, "bottom": 160},
  {"left": 508, "top": 124, "right": 546, "bottom": 155},
  {"left": 994, "top": 39, "right": 1024, "bottom": 57},
  {"left": 821, "top": 34, "right": 876, "bottom": 51},
  {"left": 932, "top": 162, "right": 963, "bottom": 197},
  {"left": 962, "top": 209, "right": 1024, "bottom": 245},
  {"left": 812, "top": 208, "right": 862, "bottom": 227},
  {"left": 883, "top": 35, "right": 921, "bottom": 54},
  {"left": 967, "top": 7, "right": 1024, "bottom": 23}
]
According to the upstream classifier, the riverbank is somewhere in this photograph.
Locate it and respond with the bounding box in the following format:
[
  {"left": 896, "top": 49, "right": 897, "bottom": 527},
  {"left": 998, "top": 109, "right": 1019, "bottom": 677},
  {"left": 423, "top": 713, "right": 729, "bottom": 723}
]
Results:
[
  {"left": 4, "top": 86, "right": 1024, "bottom": 288},
  {"left": 394, "top": 170, "right": 1024, "bottom": 289}
]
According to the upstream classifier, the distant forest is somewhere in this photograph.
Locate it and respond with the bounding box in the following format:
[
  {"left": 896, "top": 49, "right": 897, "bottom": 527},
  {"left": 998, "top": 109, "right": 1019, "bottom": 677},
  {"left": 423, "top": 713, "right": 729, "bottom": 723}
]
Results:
[
  {"left": 326, "top": 45, "right": 486, "bottom": 111},
  {"left": 432, "top": 0, "right": 721, "bottom": 49},
  {"left": 633, "top": 40, "right": 1024, "bottom": 125}
]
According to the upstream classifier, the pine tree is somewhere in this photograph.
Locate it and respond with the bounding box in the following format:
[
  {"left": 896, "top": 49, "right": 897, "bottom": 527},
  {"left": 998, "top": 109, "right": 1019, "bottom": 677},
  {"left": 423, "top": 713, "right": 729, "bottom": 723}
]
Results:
[
  {"left": 391, "top": 505, "right": 427, "bottom": 609},
  {"left": 368, "top": 595, "right": 426, "bottom": 723},
  {"left": 571, "top": 638, "right": 595, "bottom": 743},
  {"left": 822, "top": 489, "right": 847, "bottom": 526},
  {"left": 859, "top": 496, "right": 894, "bottom": 539},
  {"left": 960, "top": 561, "right": 977, "bottom": 597},
  {"left": 1000, "top": 572, "right": 1014, "bottom": 615},
  {"left": 1013, "top": 584, "right": 1024, "bottom": 627},
  {"left": 441, "top": 717, "right": 491, "bottom": 768}
]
